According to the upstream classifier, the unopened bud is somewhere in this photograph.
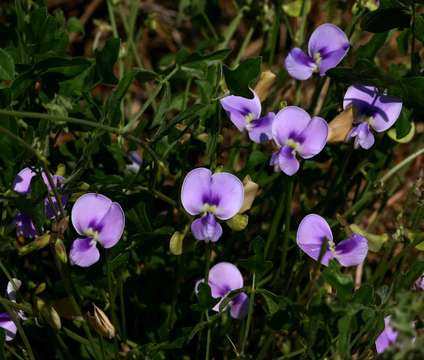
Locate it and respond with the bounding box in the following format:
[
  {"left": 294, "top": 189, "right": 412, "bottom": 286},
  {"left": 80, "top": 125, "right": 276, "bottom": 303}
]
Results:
[
  {"left": 254, "top": 71, "right": 276, "bottom": 101},
  {"left": 52, "top": 217, "right": 69, "bottom": 235},
  {"left": 388, "top": 122, "right": 415, "bottom": 144},
  {"left": 36, "top": 298, "right": 62, "bottom": 331},
  {"left": 327, "top": 107, "right": 353, "bottom": 143},
  {"left": 240, "top": 176, "right": 259, "bottom": 214},
  {"left": 87, "top": 304, "right": 115, "bottom": 339},
  {"left": 19, "top": 233, "right": 51, "bottom": 256},
  {"left": 34, "top": 283, "right": 46, "bottom": 295},
  {"left": 226, "top": 214, "right": 249, "bottom": 231},
  {"left": 170, "top": 231, "right": 184, "bottom": 255},
  {"left": 55, "top": 239, "right": 68, "bottom": 264}
]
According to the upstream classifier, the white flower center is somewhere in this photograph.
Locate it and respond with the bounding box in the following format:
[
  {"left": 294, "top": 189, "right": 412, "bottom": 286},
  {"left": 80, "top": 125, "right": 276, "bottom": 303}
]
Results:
[
  {"left": 244, "top": 113, "right": 255, "bottom": 124},
  {"left": 286, "top": 138, "right": 300, "bottom": 151},
  {"left": 85, "top": 228, "right": 99, "bottom": 245},
  {"left": 202, "top": 203, "right": 217, "bottom": 214}
]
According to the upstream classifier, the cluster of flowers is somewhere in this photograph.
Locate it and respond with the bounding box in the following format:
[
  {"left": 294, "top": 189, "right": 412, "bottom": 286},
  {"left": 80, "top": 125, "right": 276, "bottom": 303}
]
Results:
[{"left": 2, "top": 19, "right": 419, "bottom": 356}]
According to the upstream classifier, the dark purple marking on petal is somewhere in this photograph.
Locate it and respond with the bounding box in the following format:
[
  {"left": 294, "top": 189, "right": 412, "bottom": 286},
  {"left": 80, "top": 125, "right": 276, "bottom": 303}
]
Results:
[
  {"left": 191, "top": 213, "right": 223, "bottom": 242},
  {"left": 13, "top": 213, "right": 37, "bottom": 238}
]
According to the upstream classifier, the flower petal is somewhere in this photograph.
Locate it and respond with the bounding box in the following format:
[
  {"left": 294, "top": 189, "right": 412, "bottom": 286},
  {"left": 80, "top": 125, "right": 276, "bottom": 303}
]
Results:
[
  {"left": 220, "top": 91, "right": 261, "bottom": 131},
  {"left": 97, "top": 202, "right": 125, "bottom": 248},
  {"left": 0, "top": 313, "right": 17, "bottom": 341},
  {"left": 375, "top": 316, "right": 398, "bottom": 354},
  {"left": 69, "top": 238, "right": 100, "bottom": 267},
  {"left": 71, "top": 193, "right": 113, "bottom": 235},
  {"left": 272, "top": 106, "right": 311, "bottom": 147},
  {"left": 298, "top": 116, "right": 328, "bottom": 158},
  {"left": 191, "top": 214, "right": 223, "bottom": 242},
  {"left": 210, "top": 172, "right": 244, "bottom": 220},
  {"left": 308, "top": 23, "right": 349, "bottom": 74},
  {"left": 6, "top": 279, "right": 21, "bottom": 302},
  {"left": 343, "top": 85, "right": 377, "bottom": 111},
  {"left": 230, "top": 292, "right": 249, "bottom": 319},
  {"left": 334, "top": 234, "right": 368, "bottom": 267},
  {"left": 271, "top": 146, "right": 300, "bottom": 176},
  {"left": 44, "top": 194, "right": 68, "bottom": 219},
  {"left": 208, "top": 262, "right": 244, "bottom": 297},
  {"left": 284, "top": 48, "right": 315, "bottom": 80},
  {"left": 248, "top": 112, "right": 275, "bottom": 143},
  {"left": 296, "top": 214, "right": 334, "bottom": 266},
  {"left": 181, "top": 168, "right": 212, "bottom": 216},
  {"left": 371, "top": 94, "right": 403, "bottom": 132},
  {"left": 348, "top": 123, "right": 375, "bottom": 149},
  {"left": 12, "top": 168, "right": 37, "bottom": 194},
  {"left": 14, "top": 213, "right": 37, "bottom": 238}
]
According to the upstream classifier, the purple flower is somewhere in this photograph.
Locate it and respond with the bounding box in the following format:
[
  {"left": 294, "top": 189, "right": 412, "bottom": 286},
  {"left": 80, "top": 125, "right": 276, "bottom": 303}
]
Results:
[
  {"left": 0, "top": 279, "right": 26, "bottom": 341},
  {"left": 13, "top": 213, "right": 37, "bottom": 238},
  {"left": 196, "top": 262, "right": 249, "bottom": 319},
  {"left": 69, "top": 193, "right": 125, "bottom": 267},
  {"left": 414, "top": 275, "right": 424, "bottom": 290},
  {"left": 296, "top": 214, "right": 368, "bottom": 266},
  {"left": 343, "top": 85, "right": 403, "bottom": 149},
  {"left": 285, "top": 23, "right": 349, "bottom": 80},
  {"left": 220, "top": 90, "right": 275, "bottom": 143},
  {"left": 12, "top": 168, "right": 68, "bottom": 237},
  {"left": 181, "top": 168, "right": 244, "bottom": 242},
  {"left": 127, "top": 151, "right": 143, "bottom": 173},
  {"left": 270, "top": 106, "right": 328, "bottom": 176},
  {"left": 375, "top": 316, "right": 398, "bottom": 354}
]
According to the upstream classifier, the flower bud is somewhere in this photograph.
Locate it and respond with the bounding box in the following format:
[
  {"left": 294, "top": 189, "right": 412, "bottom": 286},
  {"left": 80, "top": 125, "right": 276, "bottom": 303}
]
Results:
[
  {"left": 327, "top": 107, "right": 354, "bottom": 143},
  {"left": 226, "top": 214, "right": 249, "bottom": 231},
  {"left": 55, "top": 239, "right": 68, "bottom": 264},
  {"left": 34, "top": 283, "right": 46, "bottom": 295},
  {"left": 36, "top": 298, "right": 62, "bottom": 331},
  {"left": 169, "top": 231, "right": 184, "bottom": 255},
  {"left": 239, "top": 176, "right": 259, "bottom": 214},
  {"left": 254, "top": 71, "right": 276, "bottom": 101},
  {"left": 19, "top": 233, "right": 51, "bottom": 256},
  {"left": 87, "top": 304, "right": 115, "bottom": 339},
  {"left": 388, "top": 122, "right": 415, "bottom": 144}
]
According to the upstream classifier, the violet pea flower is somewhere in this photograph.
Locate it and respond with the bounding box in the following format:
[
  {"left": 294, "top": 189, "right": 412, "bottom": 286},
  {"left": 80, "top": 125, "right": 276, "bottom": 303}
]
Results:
[
  {"left": 270, "top": 106, "right": 328, "bottom": 176},
  {"left": 220, "top": 90, "right": 275, "bottom": 143},
  {"left": 12, "top": 167, "right": 67, "bottom": 237},
  {"left": 285, "top": 23, "right": 349, "bottom": 80},
  {"left": 69, "top": 193, "right": 125, "bottom": 267},
  {"left": 196, "top": 262, "right": 249, "bottom": 319},
  {"left": 127, "top": 151, "right": 143, "bottom": 173},
  {"left": 0, "top": 278, "right": 26, "bottom": 341},
  {"left": 375, "top": 316, "right": 398, "bottom": 354},
  {"left": 343, "top": 85, "right": 402, "bottom": 149},
  {"left": 181, "top": 168, "right": 244, "bottom": 242},
  {"left": 296, "top": 214, "right": 368, "bottom": 266},
  {"left": 414, "top": 275, "right": 424, "bottom": 290}
]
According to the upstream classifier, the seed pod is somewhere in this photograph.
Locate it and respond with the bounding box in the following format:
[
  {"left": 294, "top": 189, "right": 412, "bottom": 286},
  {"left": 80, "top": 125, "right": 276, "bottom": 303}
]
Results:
[
  {"left": 19, "top": 233, "right": 51, "bottom": 256},
  {"left": 169, "top": 231, "right": 184, "bottom": 255},
  {"left": 87, "top": 304, "right": 115, "bottom": 339},
  {"left": 327, "top": 107, "right": 354, "bottom": 143},
  {"left": 239, "top": 176, "right": 259, "bottom": 214},
  {"left": 226, "top": 214, "right": 249, "bottom": 231},
  {"left": 54, "top": 238, "right": 68, "bottom": 264},
  {"left": 36, "top": 298, "right": 62, "bottom": 331},
  {"left": 254, "top": 71, "right": 276, "bottom": 101}
]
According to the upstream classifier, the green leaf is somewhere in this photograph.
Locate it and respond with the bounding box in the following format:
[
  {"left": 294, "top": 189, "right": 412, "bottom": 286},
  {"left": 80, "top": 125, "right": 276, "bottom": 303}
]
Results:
[
  {"left": 67, "top": 16, "right": 84, "bottom": 34},
  {"left": 257, "top": 289, "right": 281, "bottom": 315},
  {"left": 105, "top": 68, "right": 158, "bottom": 126},
  {"left": 361, "top": 8, "right": 411, "bottom": 33},
  {"left": 337, "top": 315, "right": 353, "bottom": 359},
  {"left": 223, "top": 57, "right": 261, "bottom": 98},
  {"left": 322, "top": 262, "right": 354, "bottom": 301},
  {"left": 108, "top": 252, "right": 130, "bottom": 272},
  {"left": 175, "top": 48, "right": 231, "bottom": 66},
  {"left": 415, "top": 14, "right": 424, "bottom": 43},
  {"left": 395, "top": 108, "right": 411, "bottom": 138},
  {"left": 95, "top": 38, "right": 120, "bottom": 84},
  {"left": 0, "top": 49, "right": 15, "bottom": 81},
  {"left": 239, "top": 237, "right": 273, "bottom": 275},
  {"left": 191, "top": 283, "right": 220, "bottom": 312},
  {"left": 356, "top": 32, "right": 389, "bottom": 60},
  {"left": 352, "top": 285, "right": 374, "bottom": 305}
]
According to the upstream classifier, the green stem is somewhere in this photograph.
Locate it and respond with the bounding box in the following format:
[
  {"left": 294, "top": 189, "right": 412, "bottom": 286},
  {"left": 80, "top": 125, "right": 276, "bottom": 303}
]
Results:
[
  {"left": 119, "top": 273, "right": 127, "bottom": 341},
  {"left": 268, "top": 0, "right": 282, "bottom": 65},
  {"left": 0, "top": 297, "right": 35, "bottom": 360},
  {"left": 279, "top": 177, "right": 294, "bottom": 276},
  {"left": 106, "top": 252, "right": 120, "bottom": 336},
  {"left": 264, "top": 175, "right": 285, "bottom": 259},
  {"left": 380, "top": 147, "right": 424, "bottom": 184},
  {"left": 240, "top": 272, "right": 256, "bottom": 355},
  {"left": 204, "top": 243, "right": 212, "bottom": 360}
]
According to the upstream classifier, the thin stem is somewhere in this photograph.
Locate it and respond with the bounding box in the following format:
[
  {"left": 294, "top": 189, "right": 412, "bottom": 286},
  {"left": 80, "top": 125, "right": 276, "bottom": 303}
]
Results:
[
  {"left": 380, "top": 147, "right": 424, "bottom": 184},
  {"left": 410, "top": 1, "right": 416, "bottom": 73},
  {"left": 0, "top": 297, "right": 35, "bottom": 360},
  {"left": 119, "top": 273, "right": 127, "bottom": 341},
  {"left": 106, "top": 252, "right": 120, "bottom": 336},
  {"left": 264, "top": 175, "right": 285, "bottom": 259},
  {"left": 204, "top": 243, "right": 212, "bottom": 360},
  {"left": 279, "top": 177, "right": 294, "bottom": 276},
  {"left": 240, "top": 272, "right": 256, "bottom": 355},
  {"left": 268, "top": 0, "right": 282, "bottom": 65}
]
